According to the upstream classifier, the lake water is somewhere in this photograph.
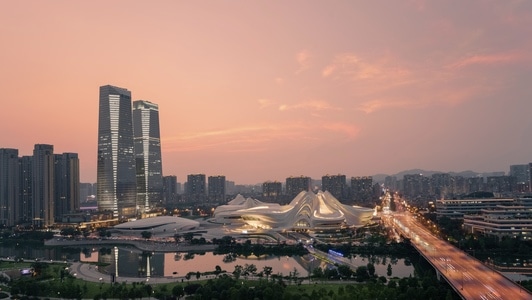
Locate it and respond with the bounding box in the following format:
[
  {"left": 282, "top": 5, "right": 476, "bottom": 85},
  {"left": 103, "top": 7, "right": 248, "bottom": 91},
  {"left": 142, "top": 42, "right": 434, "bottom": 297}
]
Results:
[
  {"left": 80, "top": 246, "right": 414, "bottom": 279},
  {"left": 0, "top": 244, "right": 414, "bottom": 279}
]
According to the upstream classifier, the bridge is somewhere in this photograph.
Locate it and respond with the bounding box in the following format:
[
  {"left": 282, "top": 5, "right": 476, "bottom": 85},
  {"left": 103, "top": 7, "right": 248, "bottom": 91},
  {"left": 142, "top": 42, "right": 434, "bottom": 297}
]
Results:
[{"left": 385, "top": 212, "right": 531, "bottom": 300}]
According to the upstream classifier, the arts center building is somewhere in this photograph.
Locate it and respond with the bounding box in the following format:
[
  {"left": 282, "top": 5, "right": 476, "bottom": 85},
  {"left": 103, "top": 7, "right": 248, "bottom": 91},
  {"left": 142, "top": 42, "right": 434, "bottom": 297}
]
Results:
[{"left": 212, "top": 190, "right": 375, "bottom": 231}]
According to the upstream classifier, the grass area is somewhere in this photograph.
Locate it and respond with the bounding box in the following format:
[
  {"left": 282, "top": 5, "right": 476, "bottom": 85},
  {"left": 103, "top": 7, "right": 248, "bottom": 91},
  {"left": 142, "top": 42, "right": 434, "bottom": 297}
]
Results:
[{"left": 0, "top": 261, "right": 32, "bottom": 270}]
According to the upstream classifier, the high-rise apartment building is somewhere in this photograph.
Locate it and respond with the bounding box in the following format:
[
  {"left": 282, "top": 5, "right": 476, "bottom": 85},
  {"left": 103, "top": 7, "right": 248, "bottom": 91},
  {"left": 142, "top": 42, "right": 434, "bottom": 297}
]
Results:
[
  {"left": 97, "top": 85, "right": 137, "bottom": 218},
  {"left": 262, "top": 181, "right": 282, "bottom": 198},
  {"left": 32, "top": 144, "right": 55, "bottom": 227},
  {"left": 54, "top": 153, "right": 80, "bottom": 221},
  {"left": 133, "top": 100, "right": 163, "bottom": 212},
  {"left": 186, "top": 174, "right": 206, "bottom": 203},
  {"left": 285, "top": 176, "right": 311, "bottom": 198},
  {"left": 0, "top": 148, "right": 19, "bottom": 227},
  {"left": 19, "top": 155, "right": 33, "bottom": 224},
  {"left": 351, "top": 176, "right": 373, "bottom": 204},
  {"left": 208, "top": 175, "right": 226, "bottom": 203},
  {"left": 163, "top": 175, "right": 179, "bottom": 204},
  {"left": 322, "top": 174, "right": 347, "bottom": 201}
]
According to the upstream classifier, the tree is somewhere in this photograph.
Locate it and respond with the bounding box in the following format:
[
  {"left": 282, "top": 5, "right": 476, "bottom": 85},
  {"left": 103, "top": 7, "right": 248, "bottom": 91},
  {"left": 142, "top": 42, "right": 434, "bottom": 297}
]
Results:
[
  {"left": 172, "top": 285, "right": 184, "bottom": 299},
  {"left": 312, "top": 267, "right": 324, "bottom": 279},
  {"left": 263, "top": 266, "right": 273, "bottom": 282},
  {"left": 367, "top": 262, "right": 376, "bottom": 277},
  {"left": 214, "top": 265, "right": 222, "bottom": 278},
  {"left": 232, "top": 265, "right": 243, "bottom": 280},
  {"left": 141, "top": 231, "right": 152, "bottom": 240},
  {"left": 337, "top": 264, "right": 352, "bottom": 279},
  {"left": 387, "top": 264, "right": 392, "bottom": 276}
]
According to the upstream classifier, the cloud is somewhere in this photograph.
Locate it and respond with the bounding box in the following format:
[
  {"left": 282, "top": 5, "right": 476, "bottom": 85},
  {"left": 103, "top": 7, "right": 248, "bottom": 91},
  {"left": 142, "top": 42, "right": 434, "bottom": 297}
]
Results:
[
  {"left": 258, "top": 99, "right": 274, "bottom": 109},
  {"left": 446, "top": 52, "right": 524, "bottom": 69},
  {"left": 163, "top": 120, "right": 360, "bottom": 153},
  {"left": 295, "top": 50, "right": 312, "bottom": 74},
  {"left": 322, "top": 53, "right": 412, "bottom": 85},
  {"left": 278, "top": 100, "right": 340, "bottom": 112},
  {"left": 358, "top": 99, "right": 418, "bottom": 114}
]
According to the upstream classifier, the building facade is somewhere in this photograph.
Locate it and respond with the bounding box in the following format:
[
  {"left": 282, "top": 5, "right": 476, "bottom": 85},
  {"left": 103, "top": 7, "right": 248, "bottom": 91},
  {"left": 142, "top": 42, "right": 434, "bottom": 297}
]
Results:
[
  {"left": 133, "top": 100, "right": 163, "bottom": 213},
  {"left": 208, "top": 175, "right": 226, "bottom": 203},
  {"left": 186, "top": 174, "right": 206, "bottom": 203},
  {"left": 32, "top": 144, "right": 55, "bottom": 227},
  {"left": 54, "top": 153, "right": 80, "bottom": 221},
  {"left": 351, "top": 176, "right": 373, "bottom": 204},
  {"left": 285, "top": 176, "right": 311, "bottom": 198},
  {"left": 97, "top": 85, "right": 137, "bottom": 218},
  {"left": 0, "top": 148, "right": 19, "bottom": 227},
  {"left": 163, "top": 175, "right": 179, "bottom": 205},
  {"left": 322, "top": 174, "right": 347, "bottom": 202}
]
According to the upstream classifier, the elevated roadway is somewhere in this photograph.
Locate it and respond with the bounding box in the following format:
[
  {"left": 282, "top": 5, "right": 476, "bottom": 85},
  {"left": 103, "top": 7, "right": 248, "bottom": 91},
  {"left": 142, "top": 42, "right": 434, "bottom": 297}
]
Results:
[{"left": 386, "top": 212, "right": 531, "bottom": 300}]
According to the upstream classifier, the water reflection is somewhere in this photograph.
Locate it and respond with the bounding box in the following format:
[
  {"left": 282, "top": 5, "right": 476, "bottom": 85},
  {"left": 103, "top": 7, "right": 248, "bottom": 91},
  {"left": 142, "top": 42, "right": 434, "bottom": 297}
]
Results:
[{"left": 81, "top": 247, "right": 414, "bottom": 279}]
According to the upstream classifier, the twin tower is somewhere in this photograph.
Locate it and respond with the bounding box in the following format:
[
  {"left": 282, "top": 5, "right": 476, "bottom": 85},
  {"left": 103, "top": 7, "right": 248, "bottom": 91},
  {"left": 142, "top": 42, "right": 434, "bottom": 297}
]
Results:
[{"left": 97, "top": 85, "right": 163, "bottom": 219}]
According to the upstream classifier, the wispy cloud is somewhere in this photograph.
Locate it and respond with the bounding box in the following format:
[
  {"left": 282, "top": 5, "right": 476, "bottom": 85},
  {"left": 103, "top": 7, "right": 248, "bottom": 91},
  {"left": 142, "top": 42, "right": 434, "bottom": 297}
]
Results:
[
  {"left": 295, "top": 50, "right": 312, "bottom": 74},
  {"left": 446, "top": 52, "right": 523, "bottom": 69},
  {"left": 258, "top": 98, "right": 274, "bottom": 109},
  {"left": 278, "top": 100, "right": 340, "bottom": 112},
  {"left": 163, "top": 120, "right": 359, "bottom": 152}
]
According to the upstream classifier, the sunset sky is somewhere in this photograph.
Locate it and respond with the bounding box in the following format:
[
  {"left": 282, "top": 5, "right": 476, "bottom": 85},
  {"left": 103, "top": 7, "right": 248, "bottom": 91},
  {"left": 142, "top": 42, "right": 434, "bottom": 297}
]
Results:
[{"left": 2, "top": 1, "right": 532, "bottom": 184}]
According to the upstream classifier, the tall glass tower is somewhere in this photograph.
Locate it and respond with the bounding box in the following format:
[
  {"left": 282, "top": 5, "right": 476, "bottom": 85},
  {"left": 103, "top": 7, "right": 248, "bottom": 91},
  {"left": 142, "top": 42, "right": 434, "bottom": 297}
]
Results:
[
  {"left": 97, "top": 85, "right": 137, "bottom": 218},
  {"left": 133, "top": 100, "right": 163, "bottom": 213}
]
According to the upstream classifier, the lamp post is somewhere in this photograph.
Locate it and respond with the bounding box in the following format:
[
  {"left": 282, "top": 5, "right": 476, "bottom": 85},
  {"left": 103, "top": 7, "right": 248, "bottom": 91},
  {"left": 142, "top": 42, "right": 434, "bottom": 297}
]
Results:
[{"left": 99, "top": 277, "right": 103, "bottom": 295}]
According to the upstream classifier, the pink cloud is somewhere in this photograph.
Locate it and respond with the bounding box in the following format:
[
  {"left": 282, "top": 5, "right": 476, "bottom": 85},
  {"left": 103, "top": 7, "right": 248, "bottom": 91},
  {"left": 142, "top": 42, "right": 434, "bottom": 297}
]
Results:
[
  {"left": 447, "top": 52, "right": 524, "bottom": 69},
  {"left": 295, "top": 50, "right": 312, "bottom": 74},
  {"left": 278, "top": 100, "right": 340, "bottom": 112}
]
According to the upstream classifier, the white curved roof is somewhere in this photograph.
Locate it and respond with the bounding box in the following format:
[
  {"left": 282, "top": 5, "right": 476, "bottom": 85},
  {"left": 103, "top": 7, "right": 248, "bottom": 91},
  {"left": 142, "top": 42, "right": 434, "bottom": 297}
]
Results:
[
  {"left": 213, "top": 190, "right": 374, "bottom": 229},
  {"left": 114, "top": 216, "right": 199, "bottom": 231}
]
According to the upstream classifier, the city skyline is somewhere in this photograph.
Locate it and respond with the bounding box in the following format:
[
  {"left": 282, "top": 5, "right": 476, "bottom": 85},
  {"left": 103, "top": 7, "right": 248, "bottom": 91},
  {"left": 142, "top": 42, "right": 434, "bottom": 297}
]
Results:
[{"left": 2, "top": 1, "right": 532, "bottom": 184}]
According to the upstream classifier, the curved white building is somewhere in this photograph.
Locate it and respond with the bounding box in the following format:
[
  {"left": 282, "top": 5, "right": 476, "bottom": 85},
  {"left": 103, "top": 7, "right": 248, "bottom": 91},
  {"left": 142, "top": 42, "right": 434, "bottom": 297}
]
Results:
[
  {"left": 213, "top": 191, "right": 374, "bottom": 230},
  {"left": 113, "top": 216, "right": 199, "bottom": 236}
]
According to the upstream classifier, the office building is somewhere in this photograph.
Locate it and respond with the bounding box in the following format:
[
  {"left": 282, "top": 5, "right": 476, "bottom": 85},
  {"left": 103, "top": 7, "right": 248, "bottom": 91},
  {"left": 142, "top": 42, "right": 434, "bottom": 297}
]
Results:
[
  {"left": 208, "top": 175, "right": 226, "bottom": 203},
  {"left": 186, "top": 174, "right": 206, "bottom": 203},
  {"left": 133, "top": 100, "right": 163, "bottom": 212},
  {"left": 97, "top": 85, "right": 137, "bottom": 218},
  {"left": 285, "top": 176, "right": 311, "bottom": 198},
  {"left": 463, "top": 198, "right": 532, "bottom": 239},
  {"left": 435, "top": 198, "right": 514, "bottom": 219},
  {"left": 0, "top": 148, "right": 19, "bottom": 227},
  {"left": 32, "top": 144, "right": 55, "bottom": 227}
]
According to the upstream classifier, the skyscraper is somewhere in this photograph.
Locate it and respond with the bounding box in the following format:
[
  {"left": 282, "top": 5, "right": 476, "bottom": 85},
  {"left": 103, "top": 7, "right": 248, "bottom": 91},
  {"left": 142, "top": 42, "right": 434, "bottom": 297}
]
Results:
[
  {"left": 32, "top": 144, "right": 54, "bottom": 227},
  {"left": 0, "top": 148, "right": 19, "bottom": 227},
  {"left": 133, "top": 100, "right": 163, "bottom": 213},
  {"left": 97, "top": 85, "right": 137, "bottom": 218}
]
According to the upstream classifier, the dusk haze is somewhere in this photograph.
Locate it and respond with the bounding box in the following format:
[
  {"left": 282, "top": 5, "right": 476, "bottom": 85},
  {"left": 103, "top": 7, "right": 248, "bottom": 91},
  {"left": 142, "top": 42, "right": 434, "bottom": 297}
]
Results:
[{"left": 2, "top": 1, "right": 532, "bottom": 184}]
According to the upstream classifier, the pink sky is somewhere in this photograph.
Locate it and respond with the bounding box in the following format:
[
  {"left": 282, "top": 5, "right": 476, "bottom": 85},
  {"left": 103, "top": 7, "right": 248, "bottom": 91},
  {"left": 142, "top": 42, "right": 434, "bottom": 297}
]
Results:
[{"left": 1, "top": 1, "right": 532, "bottom": 184}]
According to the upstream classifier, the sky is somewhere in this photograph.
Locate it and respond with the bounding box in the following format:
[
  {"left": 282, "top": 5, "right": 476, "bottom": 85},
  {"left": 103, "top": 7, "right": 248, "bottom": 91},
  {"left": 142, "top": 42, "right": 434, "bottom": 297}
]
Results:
[{"left": 1, "top": 1, "right": 532, "bottom": 185}]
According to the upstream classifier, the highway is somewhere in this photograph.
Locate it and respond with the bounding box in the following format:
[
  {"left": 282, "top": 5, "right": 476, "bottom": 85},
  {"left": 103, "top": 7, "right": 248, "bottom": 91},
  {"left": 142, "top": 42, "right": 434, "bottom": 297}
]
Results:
[{"left": 386, "top": 211, "right": 531, "bottom": 300}]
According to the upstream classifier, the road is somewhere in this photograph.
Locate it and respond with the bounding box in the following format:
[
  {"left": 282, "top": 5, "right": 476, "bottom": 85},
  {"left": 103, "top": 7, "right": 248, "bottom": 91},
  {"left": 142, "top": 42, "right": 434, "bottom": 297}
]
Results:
[{"left": 387, "top": 211, "right": 531, "bottom": 300}]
